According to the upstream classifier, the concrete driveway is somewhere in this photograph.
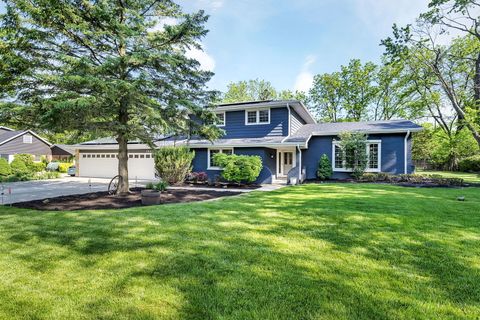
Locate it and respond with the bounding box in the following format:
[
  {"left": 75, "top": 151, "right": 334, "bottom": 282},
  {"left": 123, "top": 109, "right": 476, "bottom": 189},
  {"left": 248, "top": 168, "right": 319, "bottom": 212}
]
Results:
[{"left": 0, "top": 177, "right": 147, "bottom": 205}]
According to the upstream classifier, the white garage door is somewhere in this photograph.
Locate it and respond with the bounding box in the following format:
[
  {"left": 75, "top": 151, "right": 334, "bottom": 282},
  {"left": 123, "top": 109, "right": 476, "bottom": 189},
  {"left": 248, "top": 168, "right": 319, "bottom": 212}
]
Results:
[{"left": 79, "top": 152, "right": 155, "bottom": 180}]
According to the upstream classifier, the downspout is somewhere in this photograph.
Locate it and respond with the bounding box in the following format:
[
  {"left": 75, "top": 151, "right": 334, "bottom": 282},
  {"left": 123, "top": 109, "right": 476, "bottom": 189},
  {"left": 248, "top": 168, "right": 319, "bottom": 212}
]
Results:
[
  {"left": 404, "top": 130, "right": 411, "bottom": 174},
  {"left": 297, "top": 144, "right": 302, "bottom": 184},
  {"left": 281, "top": 103, "right": 292, "bottom": 143}
]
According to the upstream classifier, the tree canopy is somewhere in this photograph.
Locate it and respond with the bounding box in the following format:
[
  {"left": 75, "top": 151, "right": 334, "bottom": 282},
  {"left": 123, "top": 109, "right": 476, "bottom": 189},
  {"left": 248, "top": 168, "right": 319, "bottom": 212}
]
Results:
[{"left": 0, "top": 0, "right": 221, "bottom": 193}]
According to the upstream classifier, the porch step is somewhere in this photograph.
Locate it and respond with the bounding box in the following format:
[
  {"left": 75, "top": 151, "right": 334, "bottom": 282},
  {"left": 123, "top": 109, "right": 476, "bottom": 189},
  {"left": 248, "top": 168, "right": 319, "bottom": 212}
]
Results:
[{"left": 272, "top": 177, "right": 288, "bottom": 185}]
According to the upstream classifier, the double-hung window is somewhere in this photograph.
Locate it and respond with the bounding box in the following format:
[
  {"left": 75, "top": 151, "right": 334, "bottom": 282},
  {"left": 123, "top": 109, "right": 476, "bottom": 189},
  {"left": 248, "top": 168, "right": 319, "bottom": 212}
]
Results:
[
  {"left": 332, "top": 141, "right": 381, "bottom": 172},
  {"left": 245, "top": 109, "right": 270, "bottom": 125},
  {"left": 208, "top": 148, "right": 233, "bottom": 169},
  {"left": 215, "top": 112, "right": 225, "bottom": 127}
]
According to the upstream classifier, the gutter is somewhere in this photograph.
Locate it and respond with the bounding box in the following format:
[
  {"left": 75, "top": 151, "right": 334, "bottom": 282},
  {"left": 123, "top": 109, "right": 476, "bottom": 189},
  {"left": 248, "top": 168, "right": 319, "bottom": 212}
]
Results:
[{"left": 404, "top": 130, "right": 411, "bottom": 174}]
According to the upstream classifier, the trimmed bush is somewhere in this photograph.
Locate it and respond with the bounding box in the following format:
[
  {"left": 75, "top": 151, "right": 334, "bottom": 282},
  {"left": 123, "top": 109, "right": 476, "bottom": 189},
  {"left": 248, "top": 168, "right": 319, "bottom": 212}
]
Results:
[
  {"left": 10, "top": 158, "right": 29, "bottom": 175},
  {"left": 358, "top": 173, "right": 464, "bottom": 186},
  {"left": 186, "top": 172, "right": 208, "bottom": 183},
  {"left": 58, "top": 162, "right": 73, "bottom": 173},
  {"left": 213, "top": 153, "right": 262, "bottom": 184},
  {"left": 317, "top": 154, "right": 333, "bottom": 180},
  {"left": 459, "top": 155, "right": 480, "bottom": 172},
  {"left": 32, "top": 162, "right": 46, "bottom": 173},
  {"left": 0, "top": 158, "right": 12, "bottom": 176},
  {"left": 154, "top": 147, "right": 195, "bottom": 185}
]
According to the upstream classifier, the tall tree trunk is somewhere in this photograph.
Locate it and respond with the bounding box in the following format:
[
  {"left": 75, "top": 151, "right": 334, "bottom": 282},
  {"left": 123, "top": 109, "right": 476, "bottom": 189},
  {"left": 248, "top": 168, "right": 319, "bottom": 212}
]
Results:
[
  {"left": 475, "top": 51, "right": 480, "bottom": 121},
  {"left": 116, "top": 98, "right": 130, "bottom": 195},
  {"left": 116, "top": 133, "right": 129, "bottom": 194}
]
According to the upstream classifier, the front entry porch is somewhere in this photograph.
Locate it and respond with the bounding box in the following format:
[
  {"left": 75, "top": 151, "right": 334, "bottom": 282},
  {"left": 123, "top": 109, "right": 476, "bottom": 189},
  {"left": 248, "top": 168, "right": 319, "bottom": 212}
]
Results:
[{"left": 275, "top": 148, "right": 297, "bottom": 184}]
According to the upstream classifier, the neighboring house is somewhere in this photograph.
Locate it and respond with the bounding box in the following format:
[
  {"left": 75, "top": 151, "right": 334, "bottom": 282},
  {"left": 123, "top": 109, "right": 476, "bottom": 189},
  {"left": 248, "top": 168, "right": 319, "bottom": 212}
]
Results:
[
  {"left": 51, "top": 144, "right": 75, "bottom": 162},
  {"left": 74, "top": 100, "right": 422, "bottom": 183},
  {"left": 0, "top": 126, "right": 53, "bottom": 162}
]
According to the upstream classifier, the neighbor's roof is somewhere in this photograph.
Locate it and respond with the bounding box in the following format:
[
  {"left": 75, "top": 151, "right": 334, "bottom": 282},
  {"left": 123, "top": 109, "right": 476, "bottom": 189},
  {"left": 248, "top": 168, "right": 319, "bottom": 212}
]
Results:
[
  {"left": 284, "top": 120, "right": 423, "bottom": 143},
  {"left": 0, "top": 129, "right": 52, "bottom": 147},
  {"left": 0, "top": 126, "right": 14, "bottom": 132},
  {"left": 216, "top": 100, "right": 316, "bottom": 124}
]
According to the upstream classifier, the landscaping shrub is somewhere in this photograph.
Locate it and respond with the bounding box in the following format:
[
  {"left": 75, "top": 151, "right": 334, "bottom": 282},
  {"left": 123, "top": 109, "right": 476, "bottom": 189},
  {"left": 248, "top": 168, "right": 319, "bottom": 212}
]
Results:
[
  {"left": 58, "top": 162, "right": 73, "bottom": 173},
  {"left": 14, "top": 154, "right": 34, "bottom": 167},
  {"left": 31, "top": 161, "right": 46, "bottom": 173},
  {"left": 358, "top": 173, "right": 464, "bottom": 186},
  {"left": 458, "top": 155, "right": 480, "bottom": 172},
  {"left": 145, "top": 181, "right": 168, "bottom": 191},
  {"left": 0, "top": 158, "right": 12, "bottom": 176},
  {"left": 316, "top": 154, "right": 333, "bottom": 180},
  {"left": 213, "top": 153, "right": 262, "bottom": 184},
  {"left": 186, "top": 172, "right": 208, "bottom": 183},
  {"left": 154, "top": 147, "right": 195, "bottom": 185},
  {"left": 10, "top": 158, "right": 29, "bottom": 175}
]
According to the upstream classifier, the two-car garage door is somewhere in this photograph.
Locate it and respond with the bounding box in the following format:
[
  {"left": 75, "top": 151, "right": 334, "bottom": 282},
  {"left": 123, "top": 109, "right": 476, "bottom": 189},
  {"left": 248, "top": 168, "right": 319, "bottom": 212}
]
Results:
[{"left": 78, "top": 151, "right": 155, "bottom": 180}]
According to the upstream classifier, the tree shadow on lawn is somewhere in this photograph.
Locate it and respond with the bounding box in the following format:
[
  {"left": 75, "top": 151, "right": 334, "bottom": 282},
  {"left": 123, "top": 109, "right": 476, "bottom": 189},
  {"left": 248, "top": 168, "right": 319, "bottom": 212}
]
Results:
[{"left": 0, "top": 184, "right": 479, "bottom": 319}]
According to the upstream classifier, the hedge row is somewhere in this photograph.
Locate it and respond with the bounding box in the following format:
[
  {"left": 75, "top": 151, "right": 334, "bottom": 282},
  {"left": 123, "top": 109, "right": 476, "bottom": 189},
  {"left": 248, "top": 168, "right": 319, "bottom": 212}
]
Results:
[{"left": 359, "top": 173, "right": 464, "bottom": 186}]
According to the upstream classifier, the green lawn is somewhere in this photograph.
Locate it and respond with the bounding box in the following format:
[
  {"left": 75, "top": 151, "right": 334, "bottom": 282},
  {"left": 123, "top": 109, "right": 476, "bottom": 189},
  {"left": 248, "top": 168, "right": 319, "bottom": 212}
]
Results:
[
  {"left": 1, "top": 184, "right": 479, "bottom": 320},
  {"left": 417, "top": 169, "right": 480, "bottom": 184}
]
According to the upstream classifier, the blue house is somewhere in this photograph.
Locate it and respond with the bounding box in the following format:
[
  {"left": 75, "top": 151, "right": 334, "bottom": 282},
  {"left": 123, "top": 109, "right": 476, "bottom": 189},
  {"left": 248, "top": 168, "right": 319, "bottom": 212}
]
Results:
[{"left": 75, "top": 100, "right": 422, "bottom": 183}]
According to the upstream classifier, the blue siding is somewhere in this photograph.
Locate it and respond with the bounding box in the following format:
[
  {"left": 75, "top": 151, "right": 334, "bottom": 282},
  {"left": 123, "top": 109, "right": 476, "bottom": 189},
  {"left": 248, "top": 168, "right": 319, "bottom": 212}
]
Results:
[
  {"left": 302, "top": 133, "right": 412, "bottom": 180},
  {"left": 290, "top": 109, "right": 306, "bottom": 134},
  {"left": 222, "top": 108, "right": 288, "bottom": 138},
  {"left": 191, "top": 147, "right": 276, "bottom": 184}
]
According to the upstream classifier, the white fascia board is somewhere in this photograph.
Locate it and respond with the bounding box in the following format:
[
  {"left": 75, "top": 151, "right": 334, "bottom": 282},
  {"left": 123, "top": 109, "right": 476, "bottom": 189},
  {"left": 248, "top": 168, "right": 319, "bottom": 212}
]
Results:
[
  {"left": 187, "top": 142, "right": 308, "bottom": 149},
  {"left": 310, "top": 128, "right": 423, "bottom": 136}
]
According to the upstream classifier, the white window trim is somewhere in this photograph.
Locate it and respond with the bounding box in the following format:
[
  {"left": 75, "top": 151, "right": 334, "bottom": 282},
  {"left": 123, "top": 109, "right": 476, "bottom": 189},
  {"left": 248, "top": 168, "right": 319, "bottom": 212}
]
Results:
[
  {"left": 215, "top": 111, "right": 226, "bottom": 127},
  {"left": 23, "top": 134, "right": 33, "bottom": 144},
  {"left": 332, "top": 140, "right": 382, "bottom": 173},
  {"left": 207, "top": 148, "right": 234, "bottom": 170},
  {"left": 245, "top": 108, "right": 271, "bottom": 125}
]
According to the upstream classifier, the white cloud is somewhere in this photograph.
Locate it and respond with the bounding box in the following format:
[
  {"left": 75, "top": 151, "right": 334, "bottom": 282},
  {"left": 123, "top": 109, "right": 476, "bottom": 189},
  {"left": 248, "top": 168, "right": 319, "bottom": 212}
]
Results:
[
  {"left": 294, "top": 55, "right": 316, "bottom": 92},
  {"left": 186, "top": 47, "right": 216, "bottom": 71}
]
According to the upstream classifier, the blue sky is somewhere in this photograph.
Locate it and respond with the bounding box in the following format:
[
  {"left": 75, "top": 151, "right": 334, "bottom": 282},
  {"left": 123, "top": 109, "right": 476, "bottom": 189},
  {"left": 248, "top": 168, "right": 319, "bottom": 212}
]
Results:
[
  {"left": 0, "top": 0, "right": 431, "bottom": 93},
  {"left": 180, "top": 0, "right": 430, "bottom": 93}
]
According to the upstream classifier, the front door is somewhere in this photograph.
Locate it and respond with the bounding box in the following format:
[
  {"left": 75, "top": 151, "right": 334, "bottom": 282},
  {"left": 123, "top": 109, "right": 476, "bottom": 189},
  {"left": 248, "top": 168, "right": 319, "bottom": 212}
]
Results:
[{"left": 278, "top": 151, "right": 294, "bottom": 176}]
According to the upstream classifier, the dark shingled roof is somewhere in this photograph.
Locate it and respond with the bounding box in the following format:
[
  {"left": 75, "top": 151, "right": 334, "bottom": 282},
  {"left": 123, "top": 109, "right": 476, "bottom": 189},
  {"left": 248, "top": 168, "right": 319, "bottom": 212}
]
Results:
[
  {"left": 0, "top": 130, "right": 24, "bottom": 144},
  {"left": 285, "top": 120, "right": 423, "bottom": 143}
]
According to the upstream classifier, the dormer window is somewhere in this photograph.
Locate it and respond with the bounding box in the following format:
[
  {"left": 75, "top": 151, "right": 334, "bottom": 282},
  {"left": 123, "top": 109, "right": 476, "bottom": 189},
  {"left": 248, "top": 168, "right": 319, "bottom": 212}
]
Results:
[
  {"left": 245, "top": 108, "right": 270, "bottom": 125},
  {"left": 23, "top": 134, "right": 33, "bottom": 144}
]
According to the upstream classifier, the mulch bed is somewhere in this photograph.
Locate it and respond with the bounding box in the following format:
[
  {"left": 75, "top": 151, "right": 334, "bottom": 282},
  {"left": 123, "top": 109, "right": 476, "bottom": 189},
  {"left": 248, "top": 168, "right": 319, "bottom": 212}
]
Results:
[
  {"left": 12, "top": 188, "right": 242, "bottom": 211},
  {"left": 182, "top": 182, "right": 261, "bottom": 190}
]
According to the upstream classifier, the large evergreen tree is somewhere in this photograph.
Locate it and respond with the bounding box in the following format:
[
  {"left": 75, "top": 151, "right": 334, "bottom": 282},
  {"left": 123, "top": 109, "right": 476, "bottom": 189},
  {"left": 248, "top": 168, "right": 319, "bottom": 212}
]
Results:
[{"left": 0, "top": 0, "right": 221, "bottom": 194}]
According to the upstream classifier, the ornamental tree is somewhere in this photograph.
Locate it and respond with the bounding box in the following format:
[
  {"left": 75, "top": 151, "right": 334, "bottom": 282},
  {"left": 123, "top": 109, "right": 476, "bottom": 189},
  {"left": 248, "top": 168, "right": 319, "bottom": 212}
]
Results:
[
  {"left": 338, "top": 131, "right": 369, "bottom": 180},
  {"left": 0, "top": 0, "right": 221, "bottom": 194}
]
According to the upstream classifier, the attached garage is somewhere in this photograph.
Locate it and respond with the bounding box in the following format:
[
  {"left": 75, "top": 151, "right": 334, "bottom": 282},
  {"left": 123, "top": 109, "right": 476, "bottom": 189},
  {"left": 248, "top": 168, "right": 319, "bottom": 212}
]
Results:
[{"left": 78, "top": 150, "right": 155, "bottom": 180}]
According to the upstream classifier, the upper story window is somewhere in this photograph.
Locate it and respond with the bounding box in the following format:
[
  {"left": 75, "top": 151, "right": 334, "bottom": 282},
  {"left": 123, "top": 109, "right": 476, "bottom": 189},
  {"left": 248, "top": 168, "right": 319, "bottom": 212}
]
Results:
[
  {"left": 245, "top": 108, "right": 270, "bottom": 125},
  {"left": 215, "top": 112, "right": 225, "bottom": 127},
  {"left": 332, "top": 141, "right": 381, "bottom": 172},
  {"left": 23, "top": 134, "right": 33, "bottom": 144}
]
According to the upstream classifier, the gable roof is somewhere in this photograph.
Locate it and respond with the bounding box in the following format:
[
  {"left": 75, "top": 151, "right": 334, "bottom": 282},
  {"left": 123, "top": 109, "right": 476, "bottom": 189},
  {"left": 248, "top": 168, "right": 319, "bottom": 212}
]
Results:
[
  {"left": 216, "top": 100, "right": 316, "bottom": 124},
  {"left": 0, "top": 130, "right": 52, "bottom": 147},
  {"left": 0, "top": 126, "right": 14, "bottom": 132},
  {"left": 284, "top": 120, "right": 423, "bottom": 143}
]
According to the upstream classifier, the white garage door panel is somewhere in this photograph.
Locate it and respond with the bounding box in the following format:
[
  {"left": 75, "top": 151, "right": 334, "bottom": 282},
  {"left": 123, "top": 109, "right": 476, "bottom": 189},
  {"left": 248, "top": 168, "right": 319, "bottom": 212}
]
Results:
[{"left": 79, "top": 152, "right": 155, "bottom": 179}]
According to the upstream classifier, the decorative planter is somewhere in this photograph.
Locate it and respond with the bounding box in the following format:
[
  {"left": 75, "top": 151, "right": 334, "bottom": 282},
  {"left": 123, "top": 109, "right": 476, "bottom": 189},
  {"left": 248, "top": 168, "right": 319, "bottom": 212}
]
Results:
[{"left": 141, "top": 189, "right": 161, "bottom": 206}]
